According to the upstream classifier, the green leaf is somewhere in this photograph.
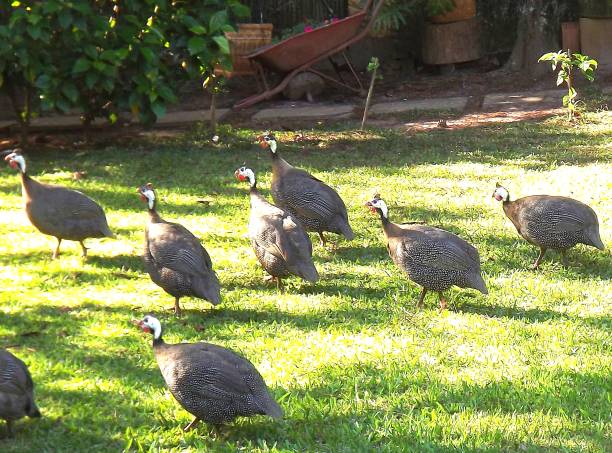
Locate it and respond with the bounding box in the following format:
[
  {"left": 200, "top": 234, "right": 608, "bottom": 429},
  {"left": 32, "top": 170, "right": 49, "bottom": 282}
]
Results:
[
  {"left": 151, "top": 101, "right": 166, "bottom": 119},
  {"left": 189, "top": 25, "right": 207, "bottom": 35},
  {"left": 58, "top": 10, "right": 72, "bottom": 28},
  {"left": 85, "top": 72, "right": 98, "bottom": 89},
  {"left": 538, "top": 52, "right": 555, "bottom": 62},
  {"left": 72, "top": 58, "right": 91, "bottom": 73},
  {"left": 27, "top": 26, "right": 42, "bottom": 40},
  {"left": 157, "top": 84, "right": 177, "bottom": 102},
  {"left": 187, "top": 36, "right": 206, "bottom": 55},
  {"left": 56, "top": 98, "right": 70, "bottom": 113},
  {"left": 140, "top": 47, "right": 156, "bottom": 63},
  {"left": 209, "top": 11, "right": 228, "bottom": 33},
  {"left": 212, "top": 36, "right": 229, "bottom": 54},
  {"left": 61, "top": 83, "right": 79, "bottom": 102},
  {"left": 231, "top": 3, "right": 251, "bottom": 18},
  {"left": 556, "top": 70, "right": 566, "bottom": 86}
]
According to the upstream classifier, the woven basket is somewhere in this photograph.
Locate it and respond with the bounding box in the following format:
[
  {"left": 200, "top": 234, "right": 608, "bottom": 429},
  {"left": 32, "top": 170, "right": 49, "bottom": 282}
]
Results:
[{"left": 224, "top": 24, "right": 273, "bottom": 75}]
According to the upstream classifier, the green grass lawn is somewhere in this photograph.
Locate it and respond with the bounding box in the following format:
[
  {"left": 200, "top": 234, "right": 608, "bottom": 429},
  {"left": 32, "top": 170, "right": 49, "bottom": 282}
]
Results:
[{"left": 0, "top": 113, "right": 610, "bottom": 452}]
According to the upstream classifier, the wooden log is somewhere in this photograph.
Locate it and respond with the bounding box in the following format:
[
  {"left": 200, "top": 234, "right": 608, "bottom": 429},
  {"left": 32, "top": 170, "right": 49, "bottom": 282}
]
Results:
[{"left": 422, "top": 17, "right": 481, "bottom": 65}]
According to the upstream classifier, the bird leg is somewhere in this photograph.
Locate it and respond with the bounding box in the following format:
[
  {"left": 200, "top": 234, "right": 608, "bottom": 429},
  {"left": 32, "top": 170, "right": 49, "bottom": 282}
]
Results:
[
  {"left": 276, "top": 277, "right": 283, "bottom": 291},
  {"left": 52, "top": 238, "right": 62, "bottom": 259},
  {"left": 531, "top": 247, "right": 547, "bottom": 269},
  {"left": 560, "top": 250, "right": 569, "bottom": 267},
  {"left": 79, "top": 241, "right": 88, "bottom": 258},
  {"left": 174, "top": 297, "right": 182, "bottom": 317},
  {"left": 318, "top": 232, "right": 327, "bottom": 247},
  {"left": 417, "top": 287, "right": 427, "bottom": 308},
  {"left": 183, "top": 417, "right": 200, "bottom": 432},
  {"left": 438, "top": 292, "right": 448, "bottom": 310}
]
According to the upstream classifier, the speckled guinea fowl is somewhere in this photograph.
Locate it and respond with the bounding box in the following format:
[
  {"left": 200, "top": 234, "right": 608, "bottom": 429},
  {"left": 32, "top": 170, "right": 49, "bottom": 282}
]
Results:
[
  {"left": 493, "top": 183, "right": 605, "bottom": 268},
  {"left": 366, "top": 195, "right": 487, "bottom": 309},
  {"left": 138, "top": 183, "right": 220, "bottom": 316},
  {"left": 2, "top": 149, "right": 113, "bottom": 258},
  {"left": 259, "top": 134, "right": 354, "bottom": 246},
  {"left": 235, "top": 166, "right": 318, "bottom": 288},
  {"left": 0, "top": 349, "right": 41, "bottom": 436},
  {"left": 134, "top": 315, "right": 282, "bottom": 431}
]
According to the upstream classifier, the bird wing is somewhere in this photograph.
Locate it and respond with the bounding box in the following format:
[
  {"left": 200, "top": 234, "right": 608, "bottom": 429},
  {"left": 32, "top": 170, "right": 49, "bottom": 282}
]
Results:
[
  {"left": 521, "top": 196, "right": 593, "bottom": 233},
  {"left": 251, "top": 211, "right": 312, "bottom": 264},
  {"left": 281, "top": 171, "right": 347, "bottom": 222},
  {"left": 172, "top": 343, "right": 266, "bottom": 400},
  {"left": 147, "top": 222, "right": 213, "bottom": 275},
  {"left": 399, "top": 226, "right": 479, "bottom": 272},
  {"left": 0, "top": 351, "right": 33, "bottom": 396},
  {"left": 43, "top": 185, "right": 106, "bottom": 220}
]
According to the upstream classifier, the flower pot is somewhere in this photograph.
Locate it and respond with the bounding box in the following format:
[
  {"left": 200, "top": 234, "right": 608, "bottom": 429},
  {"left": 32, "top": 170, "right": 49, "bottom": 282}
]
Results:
[
  {"left": 579, "top": 17, "right": 612, "bottom": 65},
  {"left": 430, "top": 0, "right": 476, "bottom": 24},
  {"left": 423, "top": 17, "right": 481, "bottom": 65},
  {"left": 561, "top": 22, "right": 581, "bottom": 53}
]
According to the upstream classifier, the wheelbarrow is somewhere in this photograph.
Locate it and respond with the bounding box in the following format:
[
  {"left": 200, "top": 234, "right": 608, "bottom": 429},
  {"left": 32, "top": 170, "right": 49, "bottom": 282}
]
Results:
[{"left": 234, "top": 0, "right": 385, "bottom": 109}]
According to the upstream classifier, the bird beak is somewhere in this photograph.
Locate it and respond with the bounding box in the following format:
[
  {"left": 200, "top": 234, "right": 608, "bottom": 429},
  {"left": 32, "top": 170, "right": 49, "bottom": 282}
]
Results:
[{"left": 131, "top": 319, "right": 142, "bottom": 327}]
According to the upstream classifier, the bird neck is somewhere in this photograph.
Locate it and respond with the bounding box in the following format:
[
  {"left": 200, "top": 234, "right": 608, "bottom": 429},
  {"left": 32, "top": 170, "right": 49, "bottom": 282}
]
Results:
[
  {"left": 152, "top": 336, "right": 164, "bottom": 348},
  {"left": 20, "top": 172, "right": 37, "bottom": 197},
  {"left": 148, "top": 207, "right": 163, "bottom": 223}
]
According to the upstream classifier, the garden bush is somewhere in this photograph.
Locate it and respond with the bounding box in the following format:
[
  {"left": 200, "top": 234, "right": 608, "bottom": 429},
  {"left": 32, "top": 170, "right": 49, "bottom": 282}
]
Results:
[{"left": 0, "top": 0, "right": 249, "bottom": 141}]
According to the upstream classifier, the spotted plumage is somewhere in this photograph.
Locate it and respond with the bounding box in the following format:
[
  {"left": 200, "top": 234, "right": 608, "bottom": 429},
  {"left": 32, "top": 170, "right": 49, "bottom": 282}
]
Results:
[
  {"left": 0, "top": 349, "right": 41, "bottom": 436},
  {"left": 259, "top": 134, "right": 353, "bottom": 246},
  {"left": 2, "top": 149, "right": 113, "bottom": 258},
  {"left": 493, "top": 183, "right": 605, "bottom": 268},
  {"left": 235, "top": 167, "right": 318, "bottom": 287},
  {"left": 366, "top": 195, "right": 487, "bottom": 308},
  {"left": 135, "top": 316, "right": 282, "bottom": 430},
  {"left": 139, "top": 184, "right": 220, "bottom": 315}
]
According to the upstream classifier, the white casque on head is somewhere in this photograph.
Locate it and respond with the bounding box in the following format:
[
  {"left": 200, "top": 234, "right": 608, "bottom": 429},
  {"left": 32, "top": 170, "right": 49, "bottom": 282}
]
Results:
[
  {"left": 7, "top": 152, "right": 26, "bottom": 173},
  {"left": 141, "top": 315, "right": 162, "bottom": 340},
  {"left": 493, "top": 186, "right": 509, "bottom": 202},
  {"left": 243, "top": 167, "right": 255, "bottom": 186},
  {"left": 371, "top": 198, "right": 388, "bottom": 218},
  {"left": 265, "top": 136, "right": 277, "bottom": 153},
  {"left": 143, "top": 189, "right": 155, "bottom": 210}
]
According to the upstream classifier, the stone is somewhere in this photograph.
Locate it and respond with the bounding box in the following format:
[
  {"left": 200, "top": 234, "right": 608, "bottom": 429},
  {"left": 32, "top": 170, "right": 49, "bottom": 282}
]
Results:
[
  {"left": 252, "top": 104, "right": 355, "bottom": 121},
  {"left": 482, "top": 90, "right": 564, "bottom": 111},
  {"left": 283, "top": 72, "right": 326, "bottom": 102},
  {"left": 369, "top": 97, "right": 467, "bottom": 115}
]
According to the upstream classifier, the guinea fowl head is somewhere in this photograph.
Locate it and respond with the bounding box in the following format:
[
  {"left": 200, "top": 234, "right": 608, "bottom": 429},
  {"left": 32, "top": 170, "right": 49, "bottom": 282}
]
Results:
[
  {"left": 365, "top": 194, "right": 388, "bottom": 219},
  {"left": 137, "top": 183, "right": 156, "bottom": 210},
  {"left": 3, "top": 149, "right": 26, "bottom": 173},
  {"left": 492, "top": 183, "right": 510, "bottom": 202},
  {"left": 258, "top": 133, "right": 277, "bottom": 154},
  {"left": 133, "top": 315, "right": 162, "bottom": 340},
  {"left": 234, "top": 166, "right": 256, "bottom": 187}
]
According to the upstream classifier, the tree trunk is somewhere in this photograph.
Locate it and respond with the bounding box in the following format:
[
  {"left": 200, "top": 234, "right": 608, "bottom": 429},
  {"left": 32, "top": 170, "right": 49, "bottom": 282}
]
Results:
[
  {"left": 5, "top": 78, "right": 31, "bottom": 148},
  {"left": 504, "top": 0, "right": 561, "bottom": 78}
]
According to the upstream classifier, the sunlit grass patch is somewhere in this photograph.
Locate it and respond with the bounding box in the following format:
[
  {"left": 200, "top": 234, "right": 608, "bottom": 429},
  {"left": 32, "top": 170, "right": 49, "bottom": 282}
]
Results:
[{"left": 0, "top": 112, "right": 610, "bottom": 451}]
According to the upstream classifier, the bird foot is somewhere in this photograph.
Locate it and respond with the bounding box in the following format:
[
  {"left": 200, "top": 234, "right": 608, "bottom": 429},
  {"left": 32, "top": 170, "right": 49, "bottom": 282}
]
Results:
[{"left": 183, "top": 417, "right": 200, "bottom": 432}]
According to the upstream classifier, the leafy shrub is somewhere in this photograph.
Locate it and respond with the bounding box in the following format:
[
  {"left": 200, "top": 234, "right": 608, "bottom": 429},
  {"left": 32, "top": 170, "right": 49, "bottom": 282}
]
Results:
[
  {"left": 0, "top": 0, "right": 249, "bottom": 142},
  {"left": 539, "top": 50, "right": 598, "bottom": 120}
]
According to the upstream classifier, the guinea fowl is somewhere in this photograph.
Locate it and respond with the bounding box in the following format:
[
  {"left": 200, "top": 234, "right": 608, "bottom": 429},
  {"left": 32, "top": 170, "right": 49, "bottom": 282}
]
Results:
[
  {"left": 2, "top": 149, "right": 113, "bottom": 258},
  {"left": 138, "top": 183, "right": 220, "bottom": 316},
  {"left": 258, "top": 134, "right": 353, "bottom": 246},
  {"left": 493, "top": 183, "right": 605, "bottom": 268},
  {"left": 235, "top": 166, "right": 318, "bottom": 288},
  {"left": 134, "top": 315, "right": 283, "bottom": 431},
  {"left": 365, "top": 195, "right": 487, "bottom": 309},
  {"left": 0, "top": 349, "right": 41, "bottom": 436}
]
